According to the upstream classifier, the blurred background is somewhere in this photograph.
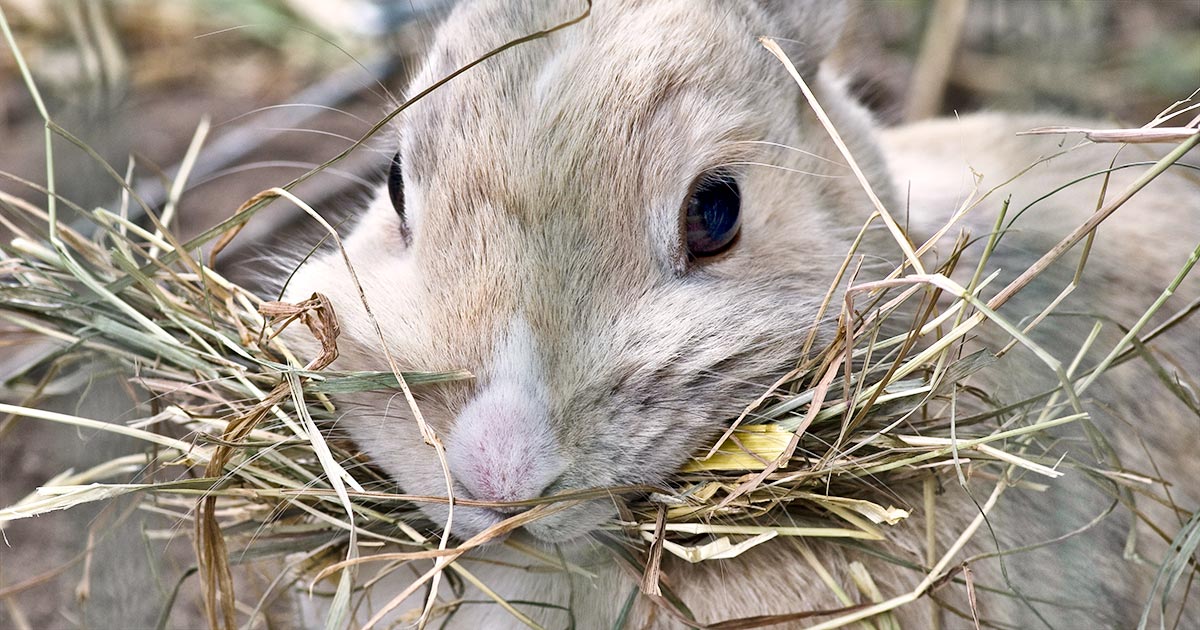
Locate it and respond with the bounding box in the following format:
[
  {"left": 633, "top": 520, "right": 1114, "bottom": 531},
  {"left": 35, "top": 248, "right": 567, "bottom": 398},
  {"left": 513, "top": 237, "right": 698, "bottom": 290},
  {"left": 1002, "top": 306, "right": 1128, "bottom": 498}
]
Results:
[{"left": 1, "top": 0, "right": 1197, "bottom": 627}]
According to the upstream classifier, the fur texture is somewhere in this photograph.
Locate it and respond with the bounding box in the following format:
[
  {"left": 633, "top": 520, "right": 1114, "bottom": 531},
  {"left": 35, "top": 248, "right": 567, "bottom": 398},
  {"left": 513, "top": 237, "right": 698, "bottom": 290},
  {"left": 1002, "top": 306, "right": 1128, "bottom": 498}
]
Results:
[{"left": 281, "top": 1, "right": 1199, "bottom": 627}]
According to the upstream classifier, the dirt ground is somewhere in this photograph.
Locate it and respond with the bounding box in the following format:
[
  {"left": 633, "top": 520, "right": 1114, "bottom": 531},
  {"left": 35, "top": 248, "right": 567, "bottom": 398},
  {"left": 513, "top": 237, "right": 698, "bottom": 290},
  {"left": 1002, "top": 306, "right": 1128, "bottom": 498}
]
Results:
[{"left": 1, "top": 1, "right": 1197, "bottom": 628}]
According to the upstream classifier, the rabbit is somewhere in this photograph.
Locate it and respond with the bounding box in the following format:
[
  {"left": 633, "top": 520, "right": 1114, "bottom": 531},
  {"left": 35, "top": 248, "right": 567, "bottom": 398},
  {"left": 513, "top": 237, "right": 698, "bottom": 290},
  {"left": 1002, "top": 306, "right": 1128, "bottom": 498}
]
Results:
[{"left": 279, "top": 0, "right": 1200, "bottom": 627}]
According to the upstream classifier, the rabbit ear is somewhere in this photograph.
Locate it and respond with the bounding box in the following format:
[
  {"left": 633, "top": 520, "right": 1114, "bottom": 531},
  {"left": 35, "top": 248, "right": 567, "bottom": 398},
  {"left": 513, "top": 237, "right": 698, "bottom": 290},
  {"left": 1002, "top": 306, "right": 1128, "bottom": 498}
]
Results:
[{"left": 749, "top": 1, "right": 848, "bottom": 74}]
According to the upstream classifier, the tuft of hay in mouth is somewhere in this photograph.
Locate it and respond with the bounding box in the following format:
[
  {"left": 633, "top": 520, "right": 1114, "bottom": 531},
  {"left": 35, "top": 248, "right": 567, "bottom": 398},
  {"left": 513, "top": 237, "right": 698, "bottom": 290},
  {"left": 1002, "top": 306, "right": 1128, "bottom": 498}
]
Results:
[{"left": 3, "top": 6, "right": 1199, "bottom": 627}]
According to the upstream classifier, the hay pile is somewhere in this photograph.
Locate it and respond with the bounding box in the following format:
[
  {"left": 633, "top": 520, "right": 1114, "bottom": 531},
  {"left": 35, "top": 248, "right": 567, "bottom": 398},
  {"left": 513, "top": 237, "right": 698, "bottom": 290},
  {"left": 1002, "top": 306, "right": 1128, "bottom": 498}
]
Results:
[{"left": 3, "top": 7, "right": 1199, "bottom": 628}]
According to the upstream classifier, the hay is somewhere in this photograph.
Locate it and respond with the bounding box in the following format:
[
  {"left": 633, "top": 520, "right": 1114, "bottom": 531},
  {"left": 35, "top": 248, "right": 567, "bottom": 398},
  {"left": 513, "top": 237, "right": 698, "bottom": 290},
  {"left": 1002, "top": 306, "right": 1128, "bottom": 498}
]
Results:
[{"left": 3, "top": 5, "right": 1200, "bottom": 628}]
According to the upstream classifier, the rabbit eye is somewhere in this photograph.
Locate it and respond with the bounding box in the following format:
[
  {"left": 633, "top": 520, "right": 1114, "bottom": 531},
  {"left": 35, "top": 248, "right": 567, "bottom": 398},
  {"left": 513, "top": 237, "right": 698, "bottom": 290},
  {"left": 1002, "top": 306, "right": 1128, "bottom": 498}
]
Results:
[
  {"left": 388, "top": 151, "right": 405, "bottom": 219},
  {"left": 684, "top": 171, "right": 741, "bottom": 258},
  {"left": 387, "top": 151, "right": 412, "bottom": 243}
]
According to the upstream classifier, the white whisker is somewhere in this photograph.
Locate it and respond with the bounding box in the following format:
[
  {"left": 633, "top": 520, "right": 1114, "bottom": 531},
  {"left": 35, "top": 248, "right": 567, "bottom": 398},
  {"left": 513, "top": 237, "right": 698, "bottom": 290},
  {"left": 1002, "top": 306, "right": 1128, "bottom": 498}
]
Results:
[
  {"left": 258, "top": 126, "right": 392, "bottom": 148},
  {"left": 219, "top": 103, "right": 372, "bottom": 126},
  {"left": 188, "top": 161, "right": 376, "bottom": 189},
  {"left": 735, "top": 140, "right": 847, "bottom": 166},
  {"left": 717, "top": 161, "right": 843, "bottom": 178}
]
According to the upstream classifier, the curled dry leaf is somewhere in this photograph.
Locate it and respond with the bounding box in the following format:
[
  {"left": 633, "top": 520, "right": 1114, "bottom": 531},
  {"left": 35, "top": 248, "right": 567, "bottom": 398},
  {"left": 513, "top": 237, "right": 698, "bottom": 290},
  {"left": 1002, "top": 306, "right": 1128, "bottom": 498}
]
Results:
[{"left": 259, "top": 292, "right": 341, "bottom": 371}]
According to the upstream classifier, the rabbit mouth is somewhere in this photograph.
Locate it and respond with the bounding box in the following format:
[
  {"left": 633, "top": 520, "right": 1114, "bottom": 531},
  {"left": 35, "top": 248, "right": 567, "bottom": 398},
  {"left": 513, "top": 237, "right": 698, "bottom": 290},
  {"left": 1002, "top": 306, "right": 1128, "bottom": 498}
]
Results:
[
  {"left": 425, "top": 498, "right": 613, "bottom": 546},
  {"left": 518, "top": 499, "right": 617, "bottom": 543}
]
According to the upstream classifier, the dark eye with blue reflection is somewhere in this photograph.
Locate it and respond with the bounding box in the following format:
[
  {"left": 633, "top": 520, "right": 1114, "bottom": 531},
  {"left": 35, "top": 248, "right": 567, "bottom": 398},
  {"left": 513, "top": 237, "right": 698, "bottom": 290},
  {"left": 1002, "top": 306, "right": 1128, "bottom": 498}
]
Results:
[{"left": 685, "top": 171, "right": 741, "bottom": 258}]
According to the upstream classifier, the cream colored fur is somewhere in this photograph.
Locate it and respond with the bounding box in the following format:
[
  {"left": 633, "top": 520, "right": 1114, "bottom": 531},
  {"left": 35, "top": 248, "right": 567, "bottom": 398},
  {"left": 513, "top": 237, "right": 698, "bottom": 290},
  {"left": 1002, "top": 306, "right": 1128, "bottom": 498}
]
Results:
[{"left": 281, "top": 1, "right": 1199, "bottom": 627}]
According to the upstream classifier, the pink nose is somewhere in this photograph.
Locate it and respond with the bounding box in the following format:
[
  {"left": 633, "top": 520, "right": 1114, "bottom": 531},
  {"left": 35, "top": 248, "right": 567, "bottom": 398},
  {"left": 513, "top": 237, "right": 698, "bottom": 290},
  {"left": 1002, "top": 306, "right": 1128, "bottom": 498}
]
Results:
[
  {"left": 445, "top": 380, "right": 565, "bottom": 509},
  {"left": 457, "top": 442, "right": 546, "bottom": 508}
]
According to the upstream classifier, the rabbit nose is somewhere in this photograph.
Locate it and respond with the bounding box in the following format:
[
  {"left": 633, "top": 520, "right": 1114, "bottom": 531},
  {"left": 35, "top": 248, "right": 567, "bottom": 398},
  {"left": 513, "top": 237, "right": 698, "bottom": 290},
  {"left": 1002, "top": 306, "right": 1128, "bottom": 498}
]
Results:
[{"left": 445, "top": 378, "right": 565, "bottom": 511}]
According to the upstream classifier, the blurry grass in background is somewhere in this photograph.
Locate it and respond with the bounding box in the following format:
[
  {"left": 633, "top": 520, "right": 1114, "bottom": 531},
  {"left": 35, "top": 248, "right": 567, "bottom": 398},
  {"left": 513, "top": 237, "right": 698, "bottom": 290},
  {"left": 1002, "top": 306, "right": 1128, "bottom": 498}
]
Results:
[{"left": 840, "top": 0, "right": 1200, "bottom": 124}]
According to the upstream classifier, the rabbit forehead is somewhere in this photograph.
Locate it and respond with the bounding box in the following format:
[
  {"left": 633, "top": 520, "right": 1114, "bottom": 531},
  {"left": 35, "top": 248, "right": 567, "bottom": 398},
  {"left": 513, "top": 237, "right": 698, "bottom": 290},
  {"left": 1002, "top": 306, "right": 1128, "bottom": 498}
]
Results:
[{"left": 398, "top": 0, "right": 777, "bottom": 196}]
